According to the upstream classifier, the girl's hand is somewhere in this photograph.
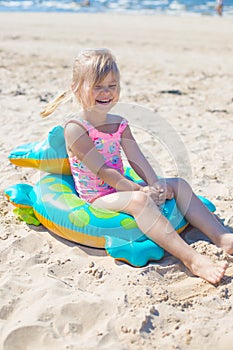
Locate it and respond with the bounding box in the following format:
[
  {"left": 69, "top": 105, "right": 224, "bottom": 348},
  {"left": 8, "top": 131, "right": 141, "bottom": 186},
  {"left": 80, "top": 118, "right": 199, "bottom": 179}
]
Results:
[
  {"left": 140, "top": 181, "right": 173, "bottom": 206},
  {"left": 139, "top": 186, "right": 159, "bottom": 207},
  {"left": 151, "top": 180, "right": 174, "bottom": 205}
]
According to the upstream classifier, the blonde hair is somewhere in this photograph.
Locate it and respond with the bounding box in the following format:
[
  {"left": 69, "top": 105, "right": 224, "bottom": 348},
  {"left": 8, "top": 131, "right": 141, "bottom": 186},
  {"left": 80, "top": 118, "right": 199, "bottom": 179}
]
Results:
[{"left": 41, "top": 48, "right": 120, "bottom": 118}]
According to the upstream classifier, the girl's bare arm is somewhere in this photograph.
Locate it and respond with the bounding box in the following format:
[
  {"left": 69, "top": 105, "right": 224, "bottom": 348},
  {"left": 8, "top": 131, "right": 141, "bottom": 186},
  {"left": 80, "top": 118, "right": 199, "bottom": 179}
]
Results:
[
  {"left": 121, "top": 125, "right": 174, "bottom": 202},
  {"left": 65, "top": 122, "right": 142, "bottom": 192},
  {"left": 121, "top": 125, "right": 160, "bottom": 185}
]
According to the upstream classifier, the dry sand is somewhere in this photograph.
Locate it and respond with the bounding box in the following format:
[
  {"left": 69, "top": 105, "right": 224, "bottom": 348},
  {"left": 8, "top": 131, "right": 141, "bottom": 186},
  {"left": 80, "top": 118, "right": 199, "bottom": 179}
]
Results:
[{"left": 0, "top": 12, "right": 233, "bottom": 350}]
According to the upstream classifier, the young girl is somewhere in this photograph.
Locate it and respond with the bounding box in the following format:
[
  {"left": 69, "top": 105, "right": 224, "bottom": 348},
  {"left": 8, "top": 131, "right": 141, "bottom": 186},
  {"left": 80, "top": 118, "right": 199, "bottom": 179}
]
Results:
[{"left": 41, "top": 48, "right": 232, "bottom": 284}]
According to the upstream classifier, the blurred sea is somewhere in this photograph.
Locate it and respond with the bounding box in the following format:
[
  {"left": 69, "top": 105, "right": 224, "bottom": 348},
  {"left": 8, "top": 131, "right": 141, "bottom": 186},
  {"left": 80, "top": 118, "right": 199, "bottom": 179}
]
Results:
[{"left": 0, "top": 0, "right": 232, "bottom": 15}]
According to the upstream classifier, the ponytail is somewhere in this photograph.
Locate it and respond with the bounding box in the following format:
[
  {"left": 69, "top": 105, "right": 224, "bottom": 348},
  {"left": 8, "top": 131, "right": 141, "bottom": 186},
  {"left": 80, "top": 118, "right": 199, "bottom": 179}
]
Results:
[{"left": 40, "top": 90, "right": 73, "bottom": 118}]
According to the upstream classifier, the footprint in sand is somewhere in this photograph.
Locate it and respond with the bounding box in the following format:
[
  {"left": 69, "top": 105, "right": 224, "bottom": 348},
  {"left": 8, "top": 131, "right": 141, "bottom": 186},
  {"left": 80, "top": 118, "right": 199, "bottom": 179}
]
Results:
[
  {"left": 3, "top": 325, "right": 56, "bottom": 350},
  {"left": 53, "top": 299, "right": 118, "bottom": 346},
  {"left": 10, "top": 233, "right": 51, "bottom": 265},
  {"left": 11, "top": 233, "right": 48, "bottom": 254}
]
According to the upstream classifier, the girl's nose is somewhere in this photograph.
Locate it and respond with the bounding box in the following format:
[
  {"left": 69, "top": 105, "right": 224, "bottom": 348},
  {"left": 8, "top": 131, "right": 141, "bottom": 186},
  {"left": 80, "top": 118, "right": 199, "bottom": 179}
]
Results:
[{"left": 102, "top": 87, "right": 110, "bottom": 93}]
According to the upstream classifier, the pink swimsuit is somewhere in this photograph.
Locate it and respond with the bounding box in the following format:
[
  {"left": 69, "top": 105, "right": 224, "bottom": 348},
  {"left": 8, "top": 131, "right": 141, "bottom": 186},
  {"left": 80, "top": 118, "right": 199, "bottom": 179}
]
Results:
[{"left": 67, "top": 117, "right": 128, "bottom": 203}]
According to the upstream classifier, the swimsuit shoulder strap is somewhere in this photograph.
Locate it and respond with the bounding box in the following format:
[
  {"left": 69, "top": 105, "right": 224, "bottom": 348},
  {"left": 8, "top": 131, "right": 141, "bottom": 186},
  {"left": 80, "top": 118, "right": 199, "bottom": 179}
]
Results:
[
  {"left": 64, "top": 117, "right": 92, "bottom": 133},
  {"left": 118, "top": 117, "right": 128, "bottom": 134}
]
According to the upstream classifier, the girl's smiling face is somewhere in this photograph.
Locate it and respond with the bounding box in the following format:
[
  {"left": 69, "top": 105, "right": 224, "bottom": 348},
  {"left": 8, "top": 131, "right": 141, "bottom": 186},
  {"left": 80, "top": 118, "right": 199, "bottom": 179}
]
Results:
[{"left": 90, "top": 72, "right": 120, "bottom": 110}]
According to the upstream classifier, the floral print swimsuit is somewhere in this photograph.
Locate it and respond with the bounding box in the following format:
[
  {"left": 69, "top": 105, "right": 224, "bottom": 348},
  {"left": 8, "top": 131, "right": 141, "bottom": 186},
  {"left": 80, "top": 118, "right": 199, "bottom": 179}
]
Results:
[{"left": 67, "top": 117, "right": 128, "bottom": 203}]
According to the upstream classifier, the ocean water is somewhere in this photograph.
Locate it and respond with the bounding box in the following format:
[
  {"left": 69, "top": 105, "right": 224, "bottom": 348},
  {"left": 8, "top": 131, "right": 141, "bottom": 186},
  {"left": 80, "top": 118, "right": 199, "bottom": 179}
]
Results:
[{"left": 0, "top": 0, "right": 233, "bottom": 15}]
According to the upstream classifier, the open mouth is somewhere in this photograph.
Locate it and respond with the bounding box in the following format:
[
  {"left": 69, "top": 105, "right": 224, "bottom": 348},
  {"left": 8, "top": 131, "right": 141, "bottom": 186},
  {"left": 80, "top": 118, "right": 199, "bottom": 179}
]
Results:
[{"left": 96, "top": 99, "right": 112, "bottom": 105}]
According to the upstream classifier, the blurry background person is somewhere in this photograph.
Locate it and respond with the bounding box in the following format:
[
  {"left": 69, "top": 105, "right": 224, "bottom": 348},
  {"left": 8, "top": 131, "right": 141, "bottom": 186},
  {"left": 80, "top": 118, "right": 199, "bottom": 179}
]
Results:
[{"left": 216, "top": 0, "right": 223, "bottom": 15}]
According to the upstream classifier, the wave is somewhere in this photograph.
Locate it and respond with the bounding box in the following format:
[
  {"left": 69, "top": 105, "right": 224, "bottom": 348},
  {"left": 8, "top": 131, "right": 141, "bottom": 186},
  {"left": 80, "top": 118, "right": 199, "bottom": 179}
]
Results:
[{"left": 0, "top": 0, "right": 232, "bottom": 15}]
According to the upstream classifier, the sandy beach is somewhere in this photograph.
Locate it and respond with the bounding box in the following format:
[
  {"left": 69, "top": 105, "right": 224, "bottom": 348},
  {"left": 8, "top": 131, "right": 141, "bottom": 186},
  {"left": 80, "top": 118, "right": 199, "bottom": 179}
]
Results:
[{"left": 1, "top": 12, "right": 233, "bottom": 350}]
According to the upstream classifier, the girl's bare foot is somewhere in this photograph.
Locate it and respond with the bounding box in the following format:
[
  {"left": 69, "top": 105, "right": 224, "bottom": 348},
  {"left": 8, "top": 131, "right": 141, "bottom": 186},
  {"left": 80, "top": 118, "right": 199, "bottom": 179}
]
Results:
[{"left": 186, "top": 254, "right": 227, "bottom": 284}]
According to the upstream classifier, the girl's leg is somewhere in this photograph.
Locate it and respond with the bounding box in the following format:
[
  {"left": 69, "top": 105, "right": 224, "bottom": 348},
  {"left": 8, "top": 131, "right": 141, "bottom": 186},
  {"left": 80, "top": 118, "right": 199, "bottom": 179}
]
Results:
[
  {"left": 166, "top": 178, "right": 233, "bottom": 254},
  {"left": 92, "top": 191, "right": 227, "bottom": 284}
]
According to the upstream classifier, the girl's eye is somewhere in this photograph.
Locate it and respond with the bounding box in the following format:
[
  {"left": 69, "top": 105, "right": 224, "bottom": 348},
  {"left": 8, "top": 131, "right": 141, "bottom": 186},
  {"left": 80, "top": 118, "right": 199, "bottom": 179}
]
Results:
[{"left": 93, "top": 84, "right": 117, "bottom": 91}]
